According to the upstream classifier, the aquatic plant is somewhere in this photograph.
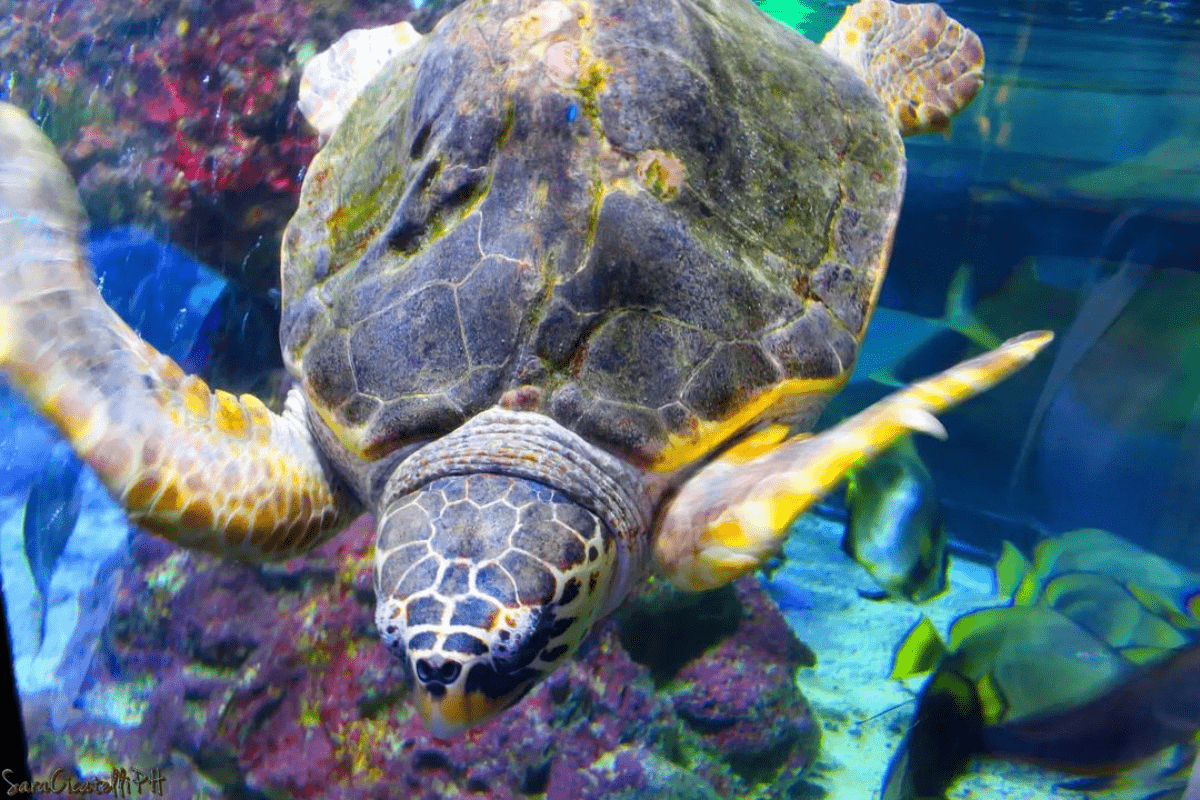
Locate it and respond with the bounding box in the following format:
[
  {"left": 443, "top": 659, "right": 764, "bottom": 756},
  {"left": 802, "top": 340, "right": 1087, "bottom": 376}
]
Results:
[{"left": 752, "top": 0, "right": 842, "bottom": 39}]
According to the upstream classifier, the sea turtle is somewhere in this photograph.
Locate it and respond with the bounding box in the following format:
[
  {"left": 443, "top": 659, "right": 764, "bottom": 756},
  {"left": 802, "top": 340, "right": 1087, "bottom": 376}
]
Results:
[{"left": 0, "top": 0, "right": 1051, "bottom": 738}]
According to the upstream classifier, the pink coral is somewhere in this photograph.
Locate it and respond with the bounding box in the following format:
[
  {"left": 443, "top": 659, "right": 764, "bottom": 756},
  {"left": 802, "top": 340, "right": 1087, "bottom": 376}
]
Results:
[{"left": 0, "top": 0, "right": 409, "bottom": 293}]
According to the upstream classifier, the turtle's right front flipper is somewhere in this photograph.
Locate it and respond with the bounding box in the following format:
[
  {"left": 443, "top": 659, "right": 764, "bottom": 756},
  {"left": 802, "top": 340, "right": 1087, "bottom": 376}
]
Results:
[
  {"left": 655, "top": 331, "right": 1053, "bottom": 591},
  {"left": 0, "top": 103, "right": 360, "bottom": 560}
]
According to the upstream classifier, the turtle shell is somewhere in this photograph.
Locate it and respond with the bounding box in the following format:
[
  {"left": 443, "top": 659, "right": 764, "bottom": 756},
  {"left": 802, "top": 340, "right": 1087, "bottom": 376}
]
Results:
[{"left": 281, "top": 0, "right": 903, "bottom": 481}]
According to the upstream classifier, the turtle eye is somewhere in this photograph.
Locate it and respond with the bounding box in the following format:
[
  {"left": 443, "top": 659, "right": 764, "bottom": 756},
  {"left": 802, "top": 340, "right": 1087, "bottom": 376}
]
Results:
[{"left": 487, "top": 605, "right": 543, "bottom": 670}]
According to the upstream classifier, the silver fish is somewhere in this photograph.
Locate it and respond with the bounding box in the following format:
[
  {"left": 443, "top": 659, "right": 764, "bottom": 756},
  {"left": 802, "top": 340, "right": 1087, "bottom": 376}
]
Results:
[{"left": 842, "top": 436, "right": 948, "bottom": 603}]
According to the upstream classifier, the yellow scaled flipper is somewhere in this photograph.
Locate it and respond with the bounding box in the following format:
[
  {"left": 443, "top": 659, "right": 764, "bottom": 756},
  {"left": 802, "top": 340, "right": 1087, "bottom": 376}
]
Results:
[
  {"left": 0, "top": 103, "right": 359, "bottom": 559},
  {"left": 820, "top": 0, "right": 985, "bottom": 137},
  {"left": 654, "top": 330, "right": 1053, "bottom": 592}
]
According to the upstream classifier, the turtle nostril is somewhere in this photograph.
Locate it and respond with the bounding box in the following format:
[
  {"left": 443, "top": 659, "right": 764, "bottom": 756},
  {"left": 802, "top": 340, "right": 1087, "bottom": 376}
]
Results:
[
  {"left": 438, "top": 660, "right": 461, "bottom": 684},
  {"left": 415, "top": 657, "right": 462, "bottom": 686}
]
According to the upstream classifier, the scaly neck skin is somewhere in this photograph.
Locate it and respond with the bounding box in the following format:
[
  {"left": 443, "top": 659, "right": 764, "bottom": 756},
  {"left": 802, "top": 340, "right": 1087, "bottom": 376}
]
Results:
[{"left": 379, "top": 406, "right": 654, "bottom": 616}]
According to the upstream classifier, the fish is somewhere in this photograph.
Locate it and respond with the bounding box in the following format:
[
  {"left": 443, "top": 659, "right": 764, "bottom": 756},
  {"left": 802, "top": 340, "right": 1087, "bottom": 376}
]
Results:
[
  {"left": 1033, "top": 571, "right": 1188, "bottom": 666},
  {"left": 853, "top": 264, "right": 1003, "bottom": 391},
  {"left": 980, "top": 639, "right": 1200, "bottom": 774},
  {"left": 841, "top": 436, "right": 948, "bottom": 603},
  {"left": 1185, "top": 749, "right": 1200, "bottom": 800},
  {"left": 22, "top": 441, "right": 83, "bottom": 649},
  {"left": 1064, "top": 120, "right": 1200, "bottom": 214},
  {"left": 90, "top": 226, "right": 225, "bottom": 364},
  {"left": 882, "top": 528, "right": 1200, "bottom": 800},
  {"left": 882, "top": 607, "right": 1197, "bottom": 800},
  {"left": 882, "top": 604, "right": 1137, "bottom": 800},
  {"left": 178, "top": 275, "right": 288, "bottom": 399},
  {"left": 997, "top": 528, "right": 1200, "bottom": 631},
  {"left": 1008, "top": 211, "right": 1154, "bottom": 502},
  {"left": 972, "top": 257, "right": 1079, "bottom": 344}
]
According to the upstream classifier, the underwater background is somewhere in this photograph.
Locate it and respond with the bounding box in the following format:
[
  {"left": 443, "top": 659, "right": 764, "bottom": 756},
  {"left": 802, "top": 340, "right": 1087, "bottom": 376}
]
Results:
[{"left": 1, "top": 0, "right": 1199, "bottom": 798}]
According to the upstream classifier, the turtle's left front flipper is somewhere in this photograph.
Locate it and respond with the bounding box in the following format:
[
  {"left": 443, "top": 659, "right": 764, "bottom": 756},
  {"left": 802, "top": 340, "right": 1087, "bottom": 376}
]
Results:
[
  {"left": 655, "top": 331, "right": 1053, "bottom": 591},
  {"left": 0, "top": 102, "right": 360, "bottom": 560}
]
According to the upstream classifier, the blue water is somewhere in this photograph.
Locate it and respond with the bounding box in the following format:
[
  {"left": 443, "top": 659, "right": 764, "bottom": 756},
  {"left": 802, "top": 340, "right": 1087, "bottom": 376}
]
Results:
[
  {"left": 1, "top": 0, "right": 1198, "bottom": 798},
  {"left": 844, "top": 0, "right": 1200, "bottom": 565}
]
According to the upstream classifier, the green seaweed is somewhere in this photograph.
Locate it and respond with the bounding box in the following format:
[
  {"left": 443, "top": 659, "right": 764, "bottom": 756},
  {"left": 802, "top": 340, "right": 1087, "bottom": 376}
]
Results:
[
  {"left": 35, "top": 82, "right": 115, "bottom": 147},
  {"left": 754, "top": 0, "right": 842, "bottom": 40}
]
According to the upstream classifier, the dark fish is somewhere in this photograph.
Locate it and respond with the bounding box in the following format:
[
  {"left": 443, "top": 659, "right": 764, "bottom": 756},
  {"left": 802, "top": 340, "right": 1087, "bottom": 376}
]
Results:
[
  {"left": 883, "top": 636, "right": 1200, "bottom": 800},
  {"left": 842, "top": 436, "right": 948, "bottom": 603},
  {"left": 22, "top": 441, "right": 83, "bottom": 648},
  {"left": 981, "top": 638, "right": 1200, "bottom": 772},
  {"left": 1008, "top": 211, "right": 1154, "bottom": 502},
  {"left": 881, "top": 662, "right": 983, "bottom": 800},
  {"left": 882, "top": 606, "right": 1171, "bottom": 800},
  {"left": 178, "top": 289, "right": 224, "bottom": 376},
  {"left": 90, "top": 226, "right": 225, "bottom": 364}
]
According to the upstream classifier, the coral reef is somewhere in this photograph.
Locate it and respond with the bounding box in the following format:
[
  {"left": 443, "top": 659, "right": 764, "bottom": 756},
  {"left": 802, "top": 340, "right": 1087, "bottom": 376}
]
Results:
[
  {"left": 23, "top": 515, "right": 819, "bottom": 799},
  {"left": 0, "top": 0, "right": 410, "bottom": 295}
]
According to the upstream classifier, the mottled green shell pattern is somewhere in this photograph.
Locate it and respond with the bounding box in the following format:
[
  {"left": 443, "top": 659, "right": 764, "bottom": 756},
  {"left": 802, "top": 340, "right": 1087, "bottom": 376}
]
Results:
[{"left": 282, "top": 0, "right": 903, "bottom": 483}]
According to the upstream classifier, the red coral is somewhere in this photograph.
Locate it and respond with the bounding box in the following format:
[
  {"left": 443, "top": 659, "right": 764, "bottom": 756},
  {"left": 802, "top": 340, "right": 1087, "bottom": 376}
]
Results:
[
  {"left": 0, "top": 0, "right": 406, "bottom": 291},
  {"left": 143, "top": 76, "right": 197, "bottom": 126}
]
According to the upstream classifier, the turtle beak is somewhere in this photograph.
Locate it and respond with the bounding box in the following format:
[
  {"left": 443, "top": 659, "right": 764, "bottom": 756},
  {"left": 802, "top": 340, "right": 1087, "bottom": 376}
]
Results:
[{"left": 412, "top": 668, "right": 535, "bottom": 738}]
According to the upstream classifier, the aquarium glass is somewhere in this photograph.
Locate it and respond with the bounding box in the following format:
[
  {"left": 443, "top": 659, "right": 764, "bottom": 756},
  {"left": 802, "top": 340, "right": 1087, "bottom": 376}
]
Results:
[{"left": 1, "top": 0, "right": 1198, "bottom": 797}]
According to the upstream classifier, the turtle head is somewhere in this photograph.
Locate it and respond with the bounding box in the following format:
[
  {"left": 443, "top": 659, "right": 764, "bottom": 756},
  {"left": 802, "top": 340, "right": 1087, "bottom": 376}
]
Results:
[{"left": 374, "top": 473, "right": 618, "bottom": 737}]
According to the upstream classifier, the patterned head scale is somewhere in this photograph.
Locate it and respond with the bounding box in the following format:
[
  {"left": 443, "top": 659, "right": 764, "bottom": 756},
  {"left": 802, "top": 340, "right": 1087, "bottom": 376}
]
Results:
[{"left": 373, "top": 473, "right": 617, "bottom": 737}]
